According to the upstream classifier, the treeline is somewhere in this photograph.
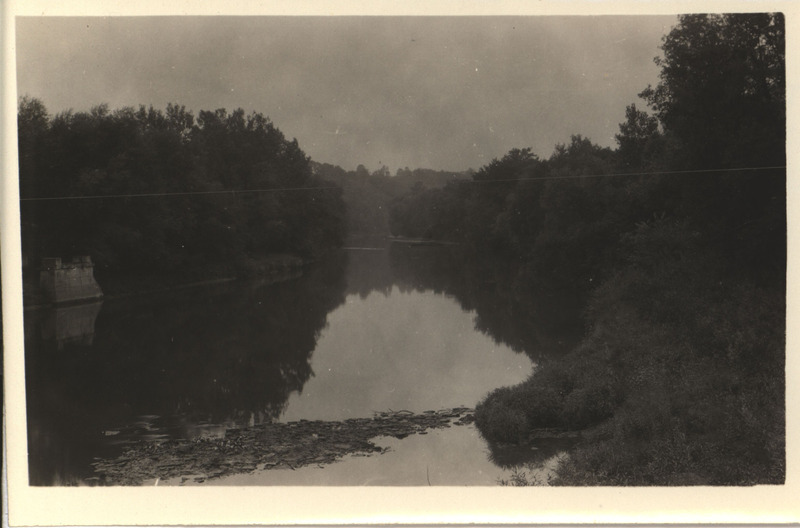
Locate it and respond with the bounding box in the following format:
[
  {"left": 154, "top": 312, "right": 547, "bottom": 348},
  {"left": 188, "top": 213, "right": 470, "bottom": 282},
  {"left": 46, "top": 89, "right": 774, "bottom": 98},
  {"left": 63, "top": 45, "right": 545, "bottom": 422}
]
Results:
[
  {"left": 391, "top": 14, "right": 786, "bottom": 484},
  {"left": 312, "top": 162, "right": 469, "bottom": 237},
  {"left": 389, "top": 14, "right": 784, "bottom": 291},
  {"left": 18, "top": 101, "right": 346, "bottom": 285}
]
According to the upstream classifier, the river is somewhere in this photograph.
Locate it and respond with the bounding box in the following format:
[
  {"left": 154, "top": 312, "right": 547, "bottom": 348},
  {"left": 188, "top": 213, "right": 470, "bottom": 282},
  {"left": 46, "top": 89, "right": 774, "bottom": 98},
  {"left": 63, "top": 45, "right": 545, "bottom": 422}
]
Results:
[{"left": 25, "top": 240, "right": 582, "bottom": 486}]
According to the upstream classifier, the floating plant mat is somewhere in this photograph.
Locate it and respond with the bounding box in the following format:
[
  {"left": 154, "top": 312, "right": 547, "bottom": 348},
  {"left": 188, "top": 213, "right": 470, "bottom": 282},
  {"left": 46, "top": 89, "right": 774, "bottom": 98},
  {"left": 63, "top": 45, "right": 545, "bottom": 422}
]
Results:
[{"left": 91, "top": 408, "right": 477, "bottom": 485}]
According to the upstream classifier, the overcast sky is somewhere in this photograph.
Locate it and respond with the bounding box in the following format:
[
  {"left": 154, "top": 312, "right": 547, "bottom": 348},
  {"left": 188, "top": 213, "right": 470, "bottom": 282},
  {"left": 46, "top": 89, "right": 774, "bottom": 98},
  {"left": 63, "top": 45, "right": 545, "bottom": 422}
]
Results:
[{"left": 15, "top": 16, "right": 676, "bottom": 172}]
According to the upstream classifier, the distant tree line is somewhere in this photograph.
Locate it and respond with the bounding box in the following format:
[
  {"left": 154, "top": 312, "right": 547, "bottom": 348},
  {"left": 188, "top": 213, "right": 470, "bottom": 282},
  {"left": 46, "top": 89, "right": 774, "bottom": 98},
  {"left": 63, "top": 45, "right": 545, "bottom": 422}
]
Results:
[
  {"left": 18, "top": 101, "right": 346, "bottom": 283},
  {"left": 312, "top": 162, "right": 470, "bottom": 237},
  {"left": 387, "top": 13, "right": 785, "bottom": 485}
]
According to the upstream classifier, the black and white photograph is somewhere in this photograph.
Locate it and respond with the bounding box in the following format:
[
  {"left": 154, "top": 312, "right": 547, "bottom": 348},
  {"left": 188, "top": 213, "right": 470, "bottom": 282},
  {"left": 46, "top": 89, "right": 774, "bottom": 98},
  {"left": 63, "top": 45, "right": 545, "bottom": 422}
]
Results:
[{"left": 1, "top": 0, "right": 796, "bottom": 525}]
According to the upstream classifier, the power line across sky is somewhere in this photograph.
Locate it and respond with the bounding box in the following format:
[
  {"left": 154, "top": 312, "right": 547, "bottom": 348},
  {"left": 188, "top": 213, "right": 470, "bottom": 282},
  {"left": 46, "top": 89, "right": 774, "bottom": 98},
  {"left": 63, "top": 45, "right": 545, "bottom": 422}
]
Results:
[{"left": 18, "top": 165, "right": 785, "bottom": 202}]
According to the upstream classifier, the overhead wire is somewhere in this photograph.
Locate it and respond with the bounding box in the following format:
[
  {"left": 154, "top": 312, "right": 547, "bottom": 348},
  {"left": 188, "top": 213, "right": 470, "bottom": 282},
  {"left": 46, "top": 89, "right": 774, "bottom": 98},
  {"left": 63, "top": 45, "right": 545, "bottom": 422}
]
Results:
[
  {"left": 467, "top": 165, "right": 786, "bottom": 184},
  {"left": 17, "top": 164, "right": 785, "bottom": 202}
]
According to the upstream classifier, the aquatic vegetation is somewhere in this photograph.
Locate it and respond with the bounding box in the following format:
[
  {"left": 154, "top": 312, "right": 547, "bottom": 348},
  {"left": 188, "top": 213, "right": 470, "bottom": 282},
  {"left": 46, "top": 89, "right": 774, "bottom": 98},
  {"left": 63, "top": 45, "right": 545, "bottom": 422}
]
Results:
[{"left": 90, "top": 409, "right": 475, "bottom": 485}]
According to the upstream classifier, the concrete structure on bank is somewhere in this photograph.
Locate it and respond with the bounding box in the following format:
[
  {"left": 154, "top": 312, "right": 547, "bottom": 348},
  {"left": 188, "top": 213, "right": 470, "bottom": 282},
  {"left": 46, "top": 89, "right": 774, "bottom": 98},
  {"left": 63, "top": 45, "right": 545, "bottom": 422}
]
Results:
[{"left": 39, "top": 256, "right": 104, "bottom": 304}]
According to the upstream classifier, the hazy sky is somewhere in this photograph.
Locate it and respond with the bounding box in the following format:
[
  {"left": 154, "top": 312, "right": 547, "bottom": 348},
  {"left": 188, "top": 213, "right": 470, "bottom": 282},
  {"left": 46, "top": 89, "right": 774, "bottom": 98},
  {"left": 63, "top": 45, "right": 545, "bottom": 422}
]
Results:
[{"left": 16, "top": 16, "right": 676, "bottom": 172}]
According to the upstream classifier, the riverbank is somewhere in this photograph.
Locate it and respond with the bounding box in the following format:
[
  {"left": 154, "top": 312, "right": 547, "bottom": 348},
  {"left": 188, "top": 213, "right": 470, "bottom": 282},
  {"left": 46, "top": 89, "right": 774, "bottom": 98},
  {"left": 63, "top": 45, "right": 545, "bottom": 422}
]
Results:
[
  {"left": 475, "top": 224, "right": 785, "bottom": 486},
  {"left": 22, "top": 253, "right": 310, "bottom": 309},
  {"left": 90, "top": 408, "right": 476, "bottom": 485}
]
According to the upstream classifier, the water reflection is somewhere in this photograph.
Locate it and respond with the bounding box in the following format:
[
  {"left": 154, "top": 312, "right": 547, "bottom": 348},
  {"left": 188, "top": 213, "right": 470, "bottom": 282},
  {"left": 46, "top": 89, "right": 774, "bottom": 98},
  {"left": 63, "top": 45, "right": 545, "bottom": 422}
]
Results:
[
  {"left": 487, "top": 437, "right": 578, "bottom": 469},
  {"left": 387, "top": 245, "right": 585, "bottom": 359},
  {"left": 38, "top": 300, "right": 103, "bottom": 348},
  {"left": 26, "top": 254, "right": 348, "bottom": 485},
  {"left": 281, "top": 287, "right": 531, "bottom": 422},
  {"left": 345, "top": 240, "right": 584, "bottom": 360},
  {"left": 190, "top": 426, "right": 561, "bottom": 486},
  {"left": 26, "top": 242, "right": 583, "bottom": 485}
]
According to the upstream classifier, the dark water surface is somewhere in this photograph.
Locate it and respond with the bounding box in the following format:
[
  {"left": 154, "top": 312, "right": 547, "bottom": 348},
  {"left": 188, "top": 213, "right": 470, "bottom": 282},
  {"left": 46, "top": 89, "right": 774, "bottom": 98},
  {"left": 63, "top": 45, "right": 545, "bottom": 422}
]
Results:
[{"left": 26, "top": 241, "right": 582, "bottom": 485}]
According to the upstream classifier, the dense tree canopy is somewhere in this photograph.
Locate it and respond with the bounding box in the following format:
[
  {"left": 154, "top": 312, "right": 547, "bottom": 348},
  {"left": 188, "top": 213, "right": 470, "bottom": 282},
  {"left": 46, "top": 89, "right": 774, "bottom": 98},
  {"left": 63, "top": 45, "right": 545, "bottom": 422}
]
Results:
[
  {"left": 641, "top": 13, "right": 784, "bottom": 170},
  {"left": 390, "top": 12, "right": 785, "bottom": 287},
  {"left": 18, "top": 100, "right": 346, "bottom": 281},
  {"left": 639, "top": 13, "right": 786, "bottom": 275}
]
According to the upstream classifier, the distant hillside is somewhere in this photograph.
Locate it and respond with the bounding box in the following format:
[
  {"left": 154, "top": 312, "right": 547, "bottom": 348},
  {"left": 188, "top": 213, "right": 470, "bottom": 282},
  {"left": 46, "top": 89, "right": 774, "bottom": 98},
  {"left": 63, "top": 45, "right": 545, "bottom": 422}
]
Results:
[
  {"left": 311, "top": 162, "right": 470, "bottom": 237},
  {"left": 393, "top": 167, "right": 474, "bottom": 190}
]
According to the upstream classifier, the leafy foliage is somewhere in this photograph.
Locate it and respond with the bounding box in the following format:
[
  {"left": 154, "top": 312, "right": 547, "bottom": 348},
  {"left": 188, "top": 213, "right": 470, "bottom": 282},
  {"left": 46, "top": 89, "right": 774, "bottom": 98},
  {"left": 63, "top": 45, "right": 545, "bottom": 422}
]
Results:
[
  {"left": 18, "top": 101, "right": 346, "bottom": 281},
  {"left": 641, "top": 13, "right": 784, "bottom": 171}
]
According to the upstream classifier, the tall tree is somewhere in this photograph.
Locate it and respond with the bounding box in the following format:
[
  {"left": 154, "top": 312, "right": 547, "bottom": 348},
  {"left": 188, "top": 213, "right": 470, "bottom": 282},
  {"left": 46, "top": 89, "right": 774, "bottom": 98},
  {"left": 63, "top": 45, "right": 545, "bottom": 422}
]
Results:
[
  {"left": 641, "top": 13, "right": 785, "bottom": 170},
  {"left": 639, "top": 13, "right": 786, "bottom": 274}
]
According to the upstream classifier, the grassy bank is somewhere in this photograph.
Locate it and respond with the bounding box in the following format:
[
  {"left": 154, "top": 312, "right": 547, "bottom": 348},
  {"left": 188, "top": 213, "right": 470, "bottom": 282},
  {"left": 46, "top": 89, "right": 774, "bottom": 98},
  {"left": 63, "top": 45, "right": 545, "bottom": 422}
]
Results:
[{"left": 475, "top": 221, "right": 784, "bottom": 485}]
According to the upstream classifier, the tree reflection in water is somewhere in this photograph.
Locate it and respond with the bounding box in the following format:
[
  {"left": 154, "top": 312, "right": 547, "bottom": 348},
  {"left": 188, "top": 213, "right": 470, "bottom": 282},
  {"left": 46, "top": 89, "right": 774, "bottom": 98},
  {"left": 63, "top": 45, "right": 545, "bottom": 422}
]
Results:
[
  {"left": 26, "top": 244, "right": 584, "bottom": 485},
  {"left": 384, "top": 243, "right": 585, "bottom": 361},
  {"left": 25, "top": 252, "right": 348, "bottom": 485},
  {"left": 341, "top": 240, "right": 585, "bottom": 361}
]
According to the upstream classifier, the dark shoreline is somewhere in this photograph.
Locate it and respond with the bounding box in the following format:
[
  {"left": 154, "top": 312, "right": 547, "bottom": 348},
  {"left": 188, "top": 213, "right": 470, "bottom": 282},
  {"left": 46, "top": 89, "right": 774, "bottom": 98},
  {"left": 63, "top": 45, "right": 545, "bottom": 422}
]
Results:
[{"left": 22, "top": 253, "right": 312, "bottom": 311}]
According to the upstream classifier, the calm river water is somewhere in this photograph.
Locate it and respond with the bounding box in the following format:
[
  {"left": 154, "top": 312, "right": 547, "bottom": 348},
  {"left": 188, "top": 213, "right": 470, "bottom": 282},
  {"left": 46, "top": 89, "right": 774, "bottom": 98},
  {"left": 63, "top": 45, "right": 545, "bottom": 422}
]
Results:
[{"left": 25, "top": 240, "right": 581, "bottom": 486}]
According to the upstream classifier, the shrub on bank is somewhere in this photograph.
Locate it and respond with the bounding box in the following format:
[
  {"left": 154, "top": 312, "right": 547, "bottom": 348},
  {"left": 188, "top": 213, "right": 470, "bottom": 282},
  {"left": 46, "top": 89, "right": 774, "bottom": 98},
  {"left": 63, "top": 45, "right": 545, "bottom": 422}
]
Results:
[
  {"left": 474, "top": 389, "right": 529, "bottom": 444},
  {"left": 475, "top": 220, "right": 784, "bottom": 485}
]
